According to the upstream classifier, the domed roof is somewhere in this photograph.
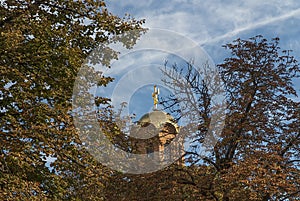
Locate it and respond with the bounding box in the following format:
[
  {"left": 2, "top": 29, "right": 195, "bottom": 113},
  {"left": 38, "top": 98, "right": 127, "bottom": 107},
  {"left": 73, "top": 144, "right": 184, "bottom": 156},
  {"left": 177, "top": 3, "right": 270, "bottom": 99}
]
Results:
[{"left": 137, "top": 110, "right": 179, "bottom": 132}]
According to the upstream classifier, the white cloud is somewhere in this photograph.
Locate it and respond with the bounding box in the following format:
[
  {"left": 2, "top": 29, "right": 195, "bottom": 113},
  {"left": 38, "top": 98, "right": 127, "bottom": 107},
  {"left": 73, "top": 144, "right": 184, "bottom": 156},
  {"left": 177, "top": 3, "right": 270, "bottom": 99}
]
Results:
[
  {"left": 107, "top": 0, "right": 300, "bottom": 46},
  {"left": 106, "top": 0, "right": 300, "bottom": 105},
  {"left": 200, "top": 7, "right": 300, "bottom": 45}
]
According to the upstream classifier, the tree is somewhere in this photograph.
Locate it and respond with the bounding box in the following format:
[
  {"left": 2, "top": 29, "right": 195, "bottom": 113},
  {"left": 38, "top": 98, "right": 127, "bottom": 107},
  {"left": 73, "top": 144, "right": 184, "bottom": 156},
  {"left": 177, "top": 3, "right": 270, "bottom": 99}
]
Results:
[
  {"left": 158, "top": 35, "right": 300, "bottom": 200},
  {"left": 103, "top": 36, "right": 300, "bottom": 201},
  {"left": 0, "top": 0, "right": 144, "bottom": 200}
]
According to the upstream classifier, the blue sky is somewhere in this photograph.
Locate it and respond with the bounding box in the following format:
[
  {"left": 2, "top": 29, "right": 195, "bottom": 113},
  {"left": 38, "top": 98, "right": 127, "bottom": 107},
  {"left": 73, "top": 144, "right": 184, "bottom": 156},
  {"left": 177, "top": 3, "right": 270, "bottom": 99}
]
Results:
[
  {"left": 105, "top": 0, "right": 300, "bottom": 107},
  {"left": 106, "top": 0, "right": 300, "bottom": 62},
  {"left": 106, "top": 0, "right": 300, "bottom": 49}
]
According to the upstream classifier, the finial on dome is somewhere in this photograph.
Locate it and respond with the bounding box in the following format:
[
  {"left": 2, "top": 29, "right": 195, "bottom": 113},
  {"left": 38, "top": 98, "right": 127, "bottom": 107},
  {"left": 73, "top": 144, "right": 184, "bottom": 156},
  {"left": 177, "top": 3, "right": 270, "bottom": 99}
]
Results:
[{"left": 152, "top": 85, "right": 159, "bottom": 110}]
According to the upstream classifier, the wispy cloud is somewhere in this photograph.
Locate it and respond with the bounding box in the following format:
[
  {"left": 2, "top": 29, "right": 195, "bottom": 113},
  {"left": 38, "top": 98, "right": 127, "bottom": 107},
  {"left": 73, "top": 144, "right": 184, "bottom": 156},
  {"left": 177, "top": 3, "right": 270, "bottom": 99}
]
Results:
[
  {"left": 200, "top": 7, "right": 300, "bottom": 45},
  {"left": 106, "top": 0, "right": 300, "bottom": 99},
  {"left": 107, "top": 0, "right": 300, "bottom": 46}
]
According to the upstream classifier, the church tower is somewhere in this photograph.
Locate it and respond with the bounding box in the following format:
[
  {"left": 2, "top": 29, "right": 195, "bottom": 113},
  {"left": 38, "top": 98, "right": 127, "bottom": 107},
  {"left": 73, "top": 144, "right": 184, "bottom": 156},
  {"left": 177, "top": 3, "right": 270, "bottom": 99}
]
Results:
[{"left": 130, "top": 85, "right": 183, "bottom": 165}]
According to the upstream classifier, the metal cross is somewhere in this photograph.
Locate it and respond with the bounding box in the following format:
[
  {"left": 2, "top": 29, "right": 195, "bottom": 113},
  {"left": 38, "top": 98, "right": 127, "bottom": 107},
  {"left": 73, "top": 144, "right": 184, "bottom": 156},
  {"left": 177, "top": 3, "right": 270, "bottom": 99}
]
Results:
[{"left": 152, "top": 85, "right": 159, "bottom": 109}]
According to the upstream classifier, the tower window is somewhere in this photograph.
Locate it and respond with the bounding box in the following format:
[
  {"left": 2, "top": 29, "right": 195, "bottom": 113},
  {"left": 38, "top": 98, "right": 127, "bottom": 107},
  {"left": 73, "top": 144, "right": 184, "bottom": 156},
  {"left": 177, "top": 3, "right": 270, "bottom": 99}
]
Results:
[{"left": 146, "top": 144, "right": 154, "bottom": 158}]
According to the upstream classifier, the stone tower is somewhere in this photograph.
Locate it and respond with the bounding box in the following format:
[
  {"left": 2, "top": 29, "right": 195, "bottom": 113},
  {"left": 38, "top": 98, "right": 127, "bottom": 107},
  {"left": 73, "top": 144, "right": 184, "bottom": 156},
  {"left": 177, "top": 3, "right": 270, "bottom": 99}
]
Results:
[{"left": 130, "top": 86, "right": 183, "bottom": 165}]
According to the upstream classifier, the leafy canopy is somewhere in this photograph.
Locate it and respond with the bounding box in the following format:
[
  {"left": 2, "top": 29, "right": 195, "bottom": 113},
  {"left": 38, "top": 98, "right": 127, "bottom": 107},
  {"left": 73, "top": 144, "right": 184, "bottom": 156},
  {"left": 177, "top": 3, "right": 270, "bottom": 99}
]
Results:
[{"left": 0, "top": 0, "right": 144, "bottom": 200}]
